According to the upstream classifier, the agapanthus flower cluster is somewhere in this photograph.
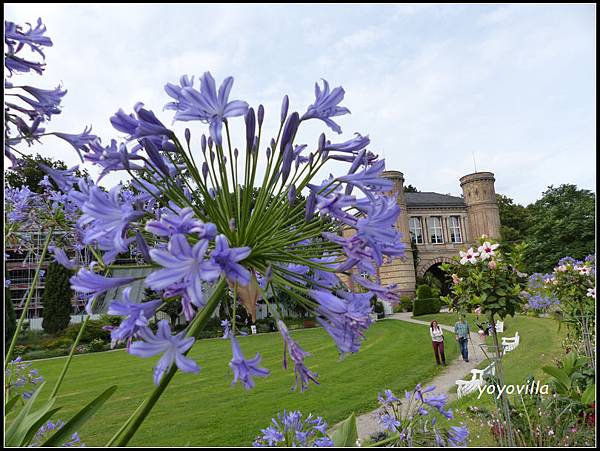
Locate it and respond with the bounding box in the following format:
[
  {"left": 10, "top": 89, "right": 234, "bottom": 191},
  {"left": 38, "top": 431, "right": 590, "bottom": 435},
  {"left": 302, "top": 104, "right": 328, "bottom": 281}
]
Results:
[
  {"left": 4, "top": 18, "right": 98, "bottom": 165},
  {"left": 523, "top": 273, "right": 560, "bottom": 312},
  {"left": 376, "top": 385, "right": 468, "bottom": 447},
  {"left": 524, "top": 255, "right": 595, "bottom": 326},
  {"left": 253, "top": 410, "right": 333, "bottom": 447},
  {"left": 9, "top": 26, "right": 406, "bottom": 391},
  {"left": 29, "top": 419, "right": 84, "bottom": 447},
  {"left": 4, "top": 357, "right": 43, "bottom": 400}
]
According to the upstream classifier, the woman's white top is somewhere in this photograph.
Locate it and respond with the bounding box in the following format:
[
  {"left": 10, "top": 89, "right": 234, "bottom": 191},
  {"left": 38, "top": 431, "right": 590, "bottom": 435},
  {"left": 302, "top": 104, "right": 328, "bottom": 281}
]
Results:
[{"left": 430, "top": 327, "right": 444, "bottom": 342}]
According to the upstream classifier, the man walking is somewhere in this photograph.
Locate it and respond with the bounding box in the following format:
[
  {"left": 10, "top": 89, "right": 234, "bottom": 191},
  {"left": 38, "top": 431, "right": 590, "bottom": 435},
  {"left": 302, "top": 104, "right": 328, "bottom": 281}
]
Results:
[{"left": 454, "top": 314, "right": 470, "bottom": 362}]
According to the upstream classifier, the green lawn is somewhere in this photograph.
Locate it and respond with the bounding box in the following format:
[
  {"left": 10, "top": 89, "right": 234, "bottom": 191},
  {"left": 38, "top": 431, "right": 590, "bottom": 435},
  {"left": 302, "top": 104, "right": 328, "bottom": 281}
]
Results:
[
  {"left": 416, "top": 312, "right": 567, "bottom": 446},
  {"left": 23, "top": 319, "right": 457, "bottom": 447}
]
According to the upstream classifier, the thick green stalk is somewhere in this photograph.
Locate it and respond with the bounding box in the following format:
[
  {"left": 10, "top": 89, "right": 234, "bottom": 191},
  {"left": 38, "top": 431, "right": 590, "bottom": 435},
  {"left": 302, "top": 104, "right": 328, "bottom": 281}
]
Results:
[
  {"left": 113, "top": 278, "right": 227, "bottom": 447},
  {"left": 49, "top": 289, "right": 104, "bottom": 398},
  {"left": 5, "top": 228, "right": 54, "bottom": 367}
]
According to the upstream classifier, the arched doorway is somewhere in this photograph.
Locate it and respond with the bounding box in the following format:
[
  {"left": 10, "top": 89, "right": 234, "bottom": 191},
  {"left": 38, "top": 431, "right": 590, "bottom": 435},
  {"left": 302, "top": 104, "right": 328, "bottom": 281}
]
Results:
[{"left": 418, "top": 262, "right": 452, "bottom": 297}]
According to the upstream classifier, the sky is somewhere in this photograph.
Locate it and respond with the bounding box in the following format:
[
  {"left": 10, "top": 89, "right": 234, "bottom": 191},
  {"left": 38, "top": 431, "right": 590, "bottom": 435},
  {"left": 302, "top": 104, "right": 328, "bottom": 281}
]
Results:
[{"left": 5, "top": 3, "right": 596, "bottom": 205}]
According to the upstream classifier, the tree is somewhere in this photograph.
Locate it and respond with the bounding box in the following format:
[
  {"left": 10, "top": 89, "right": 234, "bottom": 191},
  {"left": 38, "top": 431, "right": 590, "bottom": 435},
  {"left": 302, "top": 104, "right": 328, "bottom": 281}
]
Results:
[
  {"left": 525, "top": 185, "right": 595, "bottom": 274},
  {"left": 5, "top": 153, "right": 88, "bottom": 193},
  {"left": 404, "top": 184, "right": 419, "bottom": 193},
  {"left": 5, "top": 286, "right": 16, "bottom": 344},
  {"left": 496, "top": 194, "right": 529, "bottom": 244},
  {"left": 42, "top": 262, "right": 74, "bottom": 334}
]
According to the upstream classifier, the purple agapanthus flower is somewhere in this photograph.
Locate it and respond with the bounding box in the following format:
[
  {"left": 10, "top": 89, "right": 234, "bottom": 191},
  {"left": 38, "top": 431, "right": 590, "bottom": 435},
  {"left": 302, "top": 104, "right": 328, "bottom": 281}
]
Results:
[
  {"left": 229, "top": 335, "right": 270, "bottom": 389},
  {"left": 110, "top": 103, "right": 173, "bottom": 143},
  {"left": 211, "top": 234, "right": 251, "bottom": 286},
  {"left": 337, "top": 159, "right": 394, "bottom": 196},
  {"left": 378, "top": 389, "right": 399, "bottom": 405},
  {"left": 4, "top": 18, "right": 52, "bottom": 56},
  {"left": 9, "top": 84, "right": 66, "bottom": 119},
  {"left": 78, "top": 185, "right": 143, "bottom": 262},
  {"left": 168, "top": 72, "right": 249, "bottom": 146},
  {"left": 301, "top": 79, "right": 350, "bottom": 134},
  {"left": 379, "top": 413, "right": 401, "bottom": 432},
  {"left": 447, "top": 425, "right": 469, "bottom": 446},
  {"left": 146, "top": 234, "right": 221, "bottom": 307},
  {"left": 129, "top": 320, "right": 199, "bottom": 385},
  {"left": 70, "top": 267, "right": 137, "bottom": 314},
  {"left": 107, "top": 287, "right": 162, "bottom": 348},
  {"left": 85, "top": 139, "right": 144, "bottom": 181},
  {"left": 145, "top": 205, "right": 217, "bottom": 239},
  {"left": 253, "top": 411, "right": 333, "bottom": 447},
  {"left": 277, "top": 320, "right": 319, "bottom": 392},
  {"left": 353, "top": 276, "right": 400, "bottom": 303},
  {"left": 309, "top": 289, "right": 372, "bottom": 355},
  {"left": 39, "top": 164, "right": 79, "bottom": 193},
  {"left": 48, "top": 245, "right": 79, "bottom": 270},
  {"left": 323, "top": 133, "right": 370, "bottom": 156},
  {"left": 221, "top": 319, "right": 233, "bottom": 339},
  {"left": 53, "top": 126, "right": 98, "bottom": 162}
]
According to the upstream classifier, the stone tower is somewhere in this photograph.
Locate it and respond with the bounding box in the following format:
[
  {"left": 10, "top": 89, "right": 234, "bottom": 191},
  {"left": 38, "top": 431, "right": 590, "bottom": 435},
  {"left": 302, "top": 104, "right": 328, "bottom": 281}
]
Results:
[
  {"left": 379, "top": 170, "right": 416, "bottom": 297},
  {"left": 459, "top": 171, "right": 501, "bottom": 242}
]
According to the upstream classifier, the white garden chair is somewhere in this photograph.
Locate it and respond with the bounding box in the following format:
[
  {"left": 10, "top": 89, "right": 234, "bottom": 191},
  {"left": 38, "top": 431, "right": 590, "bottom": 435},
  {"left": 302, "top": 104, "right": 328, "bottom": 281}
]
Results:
[
  {"left": 456, "top": 362, "right": 496, "bottom": 398},
  {"left": 501, "top": 332, "right": 520, "bottom": 352},
  {"left": 495, "top": 320, "right": 504, "bottom": 333}
]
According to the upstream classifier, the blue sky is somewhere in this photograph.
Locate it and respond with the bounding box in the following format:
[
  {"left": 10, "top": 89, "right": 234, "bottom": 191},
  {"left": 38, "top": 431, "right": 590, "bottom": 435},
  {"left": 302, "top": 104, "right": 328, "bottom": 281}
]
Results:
[{"left": 5, "top": 3, "right": 596, "bottom": 205}]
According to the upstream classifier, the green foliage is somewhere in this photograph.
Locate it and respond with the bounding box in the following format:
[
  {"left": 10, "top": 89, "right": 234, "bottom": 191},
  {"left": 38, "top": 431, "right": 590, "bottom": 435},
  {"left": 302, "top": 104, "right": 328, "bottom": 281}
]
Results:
[
  {"left": 524, "top": 185, "right": 595, "bottom": 274},
  {"left": 399, "top": 295, "right": 413, "bottom": 312},
  {"left": 4, "top": 154, "right": 88, "bottom": 194},
  {"left": 330, "top": 412, "right": 357, "bottom": 447},
  {"left": 404, "top": 184, "right": 419, "bottom": 193},
  {"left": 41, "top": 262, "right": 74, "bottom": 335},
  {"left": 496, "top": 194, "right": 529, "bottom": 244},
  {"left": 5, "top": 286, "right": 17, "bottom": 343},
  {"left": 441, "top": 239, "right": 527, "bottom": 321},
  {"left": 416, "top": 284, "right": 433, "bottom": 300},
  {"left": 63, "top": 319, "right": 110, "bottom": 343}
]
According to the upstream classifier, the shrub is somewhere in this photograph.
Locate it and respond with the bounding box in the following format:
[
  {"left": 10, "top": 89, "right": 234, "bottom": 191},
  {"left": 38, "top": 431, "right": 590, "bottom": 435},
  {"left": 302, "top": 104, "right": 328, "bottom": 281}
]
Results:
[
  {"left": 416, "top": 285, "right": 433, "bottom": 300},
  {"left": 413, "top": 285, "right": 441, "bottom": 316},
  {"left": 42, "top": 262, "right": 74, "bottom": 334},
  {"left": 63, "top": 319, "right": 110, "bottom": 343},
  {"left": 89, "top": 338, "right": 106, "bottom": 352},
  {"left": 5, "top": 287, "right": 16, "bottom": 343},
  {"left": 22, "top": 348, "right": 70, "bottom": 360},
  {"left": 400, "top": 295, "right": 413, "bottom": 312},
  {"left": 41, "top": 337, "right": 73, "bottom": 350}
]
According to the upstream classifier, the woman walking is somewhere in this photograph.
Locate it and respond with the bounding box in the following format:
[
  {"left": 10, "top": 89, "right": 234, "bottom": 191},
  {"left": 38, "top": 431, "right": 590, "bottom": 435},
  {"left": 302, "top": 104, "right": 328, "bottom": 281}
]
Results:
[{"left": 430, "top": 320, "right": 446, "bottom": 366}]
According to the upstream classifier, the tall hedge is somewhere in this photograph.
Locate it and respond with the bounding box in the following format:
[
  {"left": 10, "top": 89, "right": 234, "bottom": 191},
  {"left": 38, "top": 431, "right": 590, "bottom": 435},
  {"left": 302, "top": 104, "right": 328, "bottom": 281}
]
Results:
[
  {"left": 413, "top": 284, "right": 441, "bottom": 317},
  {"left": 5, "top": 287, "right": 16, "bottom": 343},
  {"left": 42, "top": 262, "right": 74, "bottom": 334}
]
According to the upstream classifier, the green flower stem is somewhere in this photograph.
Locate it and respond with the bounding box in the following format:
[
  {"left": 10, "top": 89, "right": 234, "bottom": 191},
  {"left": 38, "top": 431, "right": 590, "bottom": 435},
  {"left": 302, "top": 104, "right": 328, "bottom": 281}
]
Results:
[
  {"left": 113, "top": 278, "right": 227, "bottom": 447},
  {"left": 5, "top": 227, "right": 54, "bottom": 368},
  {"left": 49, "top": 283, "right": 106, "bottom": 398}
]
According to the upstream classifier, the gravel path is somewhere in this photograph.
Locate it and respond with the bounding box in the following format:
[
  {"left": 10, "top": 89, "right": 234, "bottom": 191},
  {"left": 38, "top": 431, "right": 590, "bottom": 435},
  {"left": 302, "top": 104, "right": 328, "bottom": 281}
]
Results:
[{"left": 352, "top": 312, "right": 487, "bottom": 440}]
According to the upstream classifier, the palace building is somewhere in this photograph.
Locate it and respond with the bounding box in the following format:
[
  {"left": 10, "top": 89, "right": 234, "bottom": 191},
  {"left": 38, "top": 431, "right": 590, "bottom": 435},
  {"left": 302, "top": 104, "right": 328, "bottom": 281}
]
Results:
[{"left": 355, "top": 170, "right": 502, "bottom": 298}]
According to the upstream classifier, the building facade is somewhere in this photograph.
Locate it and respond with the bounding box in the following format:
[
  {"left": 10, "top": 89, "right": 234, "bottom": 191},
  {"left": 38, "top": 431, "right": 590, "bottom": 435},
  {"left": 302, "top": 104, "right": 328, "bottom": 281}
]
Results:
[{"left": 374, "top": 170, "right": 501, "bottom": 298}]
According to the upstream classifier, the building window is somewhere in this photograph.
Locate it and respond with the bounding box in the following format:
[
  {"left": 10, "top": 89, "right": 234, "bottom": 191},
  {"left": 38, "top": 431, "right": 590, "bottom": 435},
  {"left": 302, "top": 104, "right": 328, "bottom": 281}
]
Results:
[
  {"left": 449, "top": 216, "right": 462, "bottom": 243},
  {"left": 427, "top": 217, "right": 444, "bottom": 244},
  {"left": 409, "top": 217, "right": 424, "bottom": 244}
]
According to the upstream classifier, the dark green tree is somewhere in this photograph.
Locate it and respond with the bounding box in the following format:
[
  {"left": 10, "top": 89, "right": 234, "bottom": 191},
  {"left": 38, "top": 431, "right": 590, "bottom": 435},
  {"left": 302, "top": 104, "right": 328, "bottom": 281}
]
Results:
[
  {"left": 496, "top": 194, "right": 529, "bottom": 244},
  {"left": 525, "top": 184, "right": 595, "bottom": 274},
  {"left": 404, "top": 184, "right": 419, "bottom": 193},
  {"left": 5, "top": 286, "right": 17, "bottom": 344},
  {"left": 42, "top": 262, "right": 74, "bottom": 334}
]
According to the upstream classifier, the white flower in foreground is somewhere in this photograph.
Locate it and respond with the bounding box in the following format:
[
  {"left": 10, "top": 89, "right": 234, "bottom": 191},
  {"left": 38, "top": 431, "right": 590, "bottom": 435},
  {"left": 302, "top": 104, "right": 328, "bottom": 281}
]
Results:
[
  {"left": 459, "top": 247, "right": 479, "bottom": 265},
  {"left": 477, "top": 242, "right": 499, "bottom": 260},
  {"left": 587, "top": 287, "right": 595, "bottom": 299}
]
